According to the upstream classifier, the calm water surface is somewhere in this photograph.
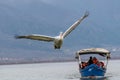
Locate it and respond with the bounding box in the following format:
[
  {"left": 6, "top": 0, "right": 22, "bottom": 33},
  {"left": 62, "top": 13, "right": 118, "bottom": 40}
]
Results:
[{"left": 0, "top": 60, "right": 120, "bottom": 80}]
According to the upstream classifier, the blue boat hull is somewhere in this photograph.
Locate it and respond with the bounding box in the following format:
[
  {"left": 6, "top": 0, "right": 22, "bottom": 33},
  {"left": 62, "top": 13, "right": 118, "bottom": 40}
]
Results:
[{"left": 80, "top": 64, "right": 106, "bottom": 77}]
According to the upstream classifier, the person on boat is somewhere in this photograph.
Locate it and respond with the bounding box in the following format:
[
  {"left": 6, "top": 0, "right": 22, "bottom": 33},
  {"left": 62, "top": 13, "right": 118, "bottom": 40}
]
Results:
[
  {"left": 92, "top": 57, "right": 100, "bottom": 66},
  {"left": 93, "top": 57, "right": 105, "bottom": 68},
  {"left": 80, "top": 62, "right": 87, "bottom": 69},
  {"left": 100, "top": 61, "right": 105, "bottom": 68},
  {"left": 87, "top": 56, "right": 93, "bottom": 65}
]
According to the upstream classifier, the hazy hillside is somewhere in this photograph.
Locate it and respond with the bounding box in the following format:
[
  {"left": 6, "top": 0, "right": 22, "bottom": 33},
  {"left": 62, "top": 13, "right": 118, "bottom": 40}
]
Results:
[{"left": 0, "top": 0, "right": 120, "bottom": 62}]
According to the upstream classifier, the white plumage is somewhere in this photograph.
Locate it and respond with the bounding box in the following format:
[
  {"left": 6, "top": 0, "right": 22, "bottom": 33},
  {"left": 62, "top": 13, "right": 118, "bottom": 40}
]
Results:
[{"left": 15, "top": 12, "right": 89, "bottom": 49}]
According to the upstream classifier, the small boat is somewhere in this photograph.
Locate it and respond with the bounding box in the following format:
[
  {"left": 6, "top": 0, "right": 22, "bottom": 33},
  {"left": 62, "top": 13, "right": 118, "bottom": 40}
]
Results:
[{"left": 75, "top": 48, "right": 110, "bottom": 78}]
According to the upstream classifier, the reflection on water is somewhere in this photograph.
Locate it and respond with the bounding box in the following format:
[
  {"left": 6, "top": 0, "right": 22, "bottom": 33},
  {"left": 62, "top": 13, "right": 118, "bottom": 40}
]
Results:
[{"left": 80, "top": 76, "right": 109, "bottom": 80}]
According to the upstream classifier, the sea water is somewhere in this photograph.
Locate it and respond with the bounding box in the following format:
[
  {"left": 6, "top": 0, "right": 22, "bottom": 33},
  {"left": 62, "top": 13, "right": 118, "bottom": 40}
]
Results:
[{"left": 0, "top": 60, "right": 120, "bottom": 80}]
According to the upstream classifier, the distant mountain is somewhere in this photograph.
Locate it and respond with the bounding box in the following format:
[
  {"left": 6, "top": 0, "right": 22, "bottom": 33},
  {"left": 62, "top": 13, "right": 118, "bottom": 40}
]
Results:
[{"left": 0, "top": 0, "right": 120, "bottom": 62}]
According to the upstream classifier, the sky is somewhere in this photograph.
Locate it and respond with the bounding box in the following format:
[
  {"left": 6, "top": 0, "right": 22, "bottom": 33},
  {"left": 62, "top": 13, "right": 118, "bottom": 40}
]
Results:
[{"left": 0, "top": 0, "right": 120, "bottom": 60}]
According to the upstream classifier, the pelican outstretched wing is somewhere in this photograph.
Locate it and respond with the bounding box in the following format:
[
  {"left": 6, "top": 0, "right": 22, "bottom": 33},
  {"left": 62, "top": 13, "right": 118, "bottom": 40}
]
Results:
[
  {"left": 63, "top": 12, "right": 89, "bottom": 38},
  {"left": 15, "top": 34, "right": 55, "bottom": 42}
]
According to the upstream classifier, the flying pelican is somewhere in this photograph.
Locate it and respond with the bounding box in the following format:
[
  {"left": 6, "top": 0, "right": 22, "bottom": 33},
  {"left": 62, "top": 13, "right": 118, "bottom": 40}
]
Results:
[{"left": 15, "top": 12, "right": 89, "bottom": 49}]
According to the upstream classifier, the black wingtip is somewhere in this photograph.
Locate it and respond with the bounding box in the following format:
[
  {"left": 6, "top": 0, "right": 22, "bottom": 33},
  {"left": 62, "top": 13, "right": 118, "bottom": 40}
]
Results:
[
  {"left": 14, "top": 35, "right": 19, "bottom": 39},
  {"left": 14, "top": 35, "right": 24, "bottom": 39},
  {"left": 84, "top": 11, "right": 89, "bottom": 17},
  {"left": 83, "top": 11, "right": 89, "bottom": 18}
]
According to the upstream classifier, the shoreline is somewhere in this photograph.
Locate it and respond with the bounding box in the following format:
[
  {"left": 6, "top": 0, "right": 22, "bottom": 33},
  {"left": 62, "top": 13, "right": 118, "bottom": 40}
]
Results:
[
  {"left": 0, "top": 58, "right": 120, "bottom": 65},
  {"left": 0, "top": 59, "right": 76, "bottom": 65}
]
